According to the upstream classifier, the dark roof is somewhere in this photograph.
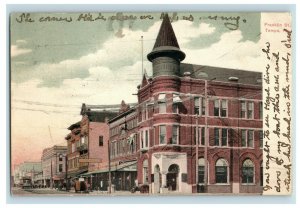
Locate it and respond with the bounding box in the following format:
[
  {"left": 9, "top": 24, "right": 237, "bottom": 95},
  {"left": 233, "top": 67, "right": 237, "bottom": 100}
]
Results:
[
  {"left": 67, "top": 121, "right": 81, "bottom": 130},
  {"left": 153, "top": 14, "right": 179, "bottom": 49},
  {"left": 147, "top": 13, "right": 185, "bottom": 62},
  {"left": 108, "top": 107, "right": 136, "bottom": 124},
  {"left": 85, "top": 111, "right": 118, "bottom": 122},
  {"left": 180, "top": 63, "right": 262, "bottom": 86}
]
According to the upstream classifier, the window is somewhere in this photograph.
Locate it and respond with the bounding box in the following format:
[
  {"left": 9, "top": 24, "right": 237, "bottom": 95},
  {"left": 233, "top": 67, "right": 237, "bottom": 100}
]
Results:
[
  {"left": 214, "top": 128, "right": 227, "bottom": 146},
  {"left": 172, "top": 103, "right": 178, "bottom": 114},
  {"left": 241, "top": 101, "right": 246, "bottom": 118},
  {"left": 159, "top": 125, "right": 166, "bottom": 144},
  {"left": 241, "top": 130, "right": 254, "bottom": 148},
  {"left": 259, "top": 102, "right": 263, "bottom": 119},
  {"left": 140, "top": 130, "right": 149, "bottom": 149},
  {"left": 241, "top": 130, "right": 247, "bottom": 147},
  {"left": 221, "top": 128, "right": 228, "bottom": 146},
  {"left": 214, "top": 100, "right": 220, "bottom": 116},
  {"left": 99, "top": 136, "right": 103, "bottom": 146},
  {"left": 194, "top": 97, "right": 206, "bottom": 116},
  {"left": 143, "top": 160, "right": 149, "bottom": 184},
  {"left": 59, "top": 154, "right": 63, "bottom": 161},
  {"left": 214, "top": 99, "right": 227, "bottom": 117},
  {"left": 158, "top": 94, "right": 166, "bottom": 113},
  {"left": 214, "top": 128, "right": 220, "bottom": 146},
  {"left": 241, "top": 101, "right": 254, "bottom": 119},
  {"left": 195, "top": 127, "right": 205, "bottom": 145},
  {"left": 171, "top": 125, "right": 179, "bottom": 144},
  {"left": 129, "top": 134, "right": 136, "bottom": 153},
  {"left": 221, "top": 100, "right": 227, "bottom": 117},
  {"left": 194, "top": 97, "right": 200, "bottom": 115},
  {"left": 59, "top": 164, "right": 63, "bottom": 172},
  {"left": 172, "top": 94, "right": 181, "bottom": 114},
  {"left": 145, "top": 130, "right": 149, "bottom": 148},
  {"left": 198, "top": 158, "right": 205, "bottom": 183},
  {"left": 215, "top": 159, "right": 228, "bottom": 183},
  {"left": 247, "top": 130, "right": 254, "bottom": 147},
  {"left": 201, "top": 127, "right": 205, "bottom": 145},
  {"left": 201, "top": 98, "right": 206, "bottom": 115},
  {"left": 259, "top": 130, "right": 263, "bottom": 149},
  {"left": 248, "top": 102, "right": 254, "bottom": 119},
  {"left": 242, "top": 159, "right": 254, "bottom": 184}
]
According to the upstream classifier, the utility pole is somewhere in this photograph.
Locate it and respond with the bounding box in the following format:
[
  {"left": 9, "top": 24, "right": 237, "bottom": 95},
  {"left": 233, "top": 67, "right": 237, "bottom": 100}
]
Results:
[
  {"left": 141, "top": 36, "right": 144, "bottom": 76},
  {"left": 50, "top": 158, "right": 53, "bottom": 189},
  {"left": 204, "top": 80, "right": 208, "bottom": 191},
  {"left": 195, "top": 111, "right": 199, "bottom": 191}
]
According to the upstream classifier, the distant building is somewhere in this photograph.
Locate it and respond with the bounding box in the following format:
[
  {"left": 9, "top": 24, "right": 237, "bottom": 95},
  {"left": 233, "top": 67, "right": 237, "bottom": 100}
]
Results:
[
  {"left": 13, "top": 162, "right": 42, "bottom": 187},
  {"left": 65, "top": 104, "right": 118, "bottom": 190},
  {"left": 41, "top": 145, "right": 67, "bottom": 188},
  {"left": 107, "top": 100, "right": 139, "bottom": 191}
]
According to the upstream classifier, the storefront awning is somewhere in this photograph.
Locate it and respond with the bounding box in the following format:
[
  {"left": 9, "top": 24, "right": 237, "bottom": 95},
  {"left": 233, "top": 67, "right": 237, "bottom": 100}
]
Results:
[{"left": 80, "top": 161, "right": 137, "bottom": 177}]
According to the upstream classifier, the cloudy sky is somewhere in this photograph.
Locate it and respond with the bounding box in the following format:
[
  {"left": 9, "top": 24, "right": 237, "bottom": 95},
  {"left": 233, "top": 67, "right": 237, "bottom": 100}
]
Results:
[{"left": 10, "top": 12, "right": 263, "bottom": 171}]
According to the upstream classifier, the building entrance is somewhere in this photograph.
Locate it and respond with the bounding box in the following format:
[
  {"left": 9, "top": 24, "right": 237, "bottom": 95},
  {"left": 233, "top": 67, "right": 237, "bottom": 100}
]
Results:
[{"left": 166, "top": 164, "right": 179, "bottom": 191}]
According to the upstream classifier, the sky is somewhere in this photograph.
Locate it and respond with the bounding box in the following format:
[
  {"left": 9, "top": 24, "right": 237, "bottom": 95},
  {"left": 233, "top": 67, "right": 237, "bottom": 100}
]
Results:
[{"left": 10, "top": 12, "right": 263, "bottom": 172}]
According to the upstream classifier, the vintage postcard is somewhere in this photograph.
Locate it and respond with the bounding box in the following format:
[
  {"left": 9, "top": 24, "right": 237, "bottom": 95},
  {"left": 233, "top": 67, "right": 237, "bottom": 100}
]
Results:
[{"left": 10, "top": 11, "right": 292, "bottom": 196}]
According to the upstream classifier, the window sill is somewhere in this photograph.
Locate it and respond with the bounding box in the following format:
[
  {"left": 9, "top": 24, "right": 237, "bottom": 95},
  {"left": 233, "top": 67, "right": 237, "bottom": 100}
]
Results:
[
  {"left": 241, "top": 183, "right": 256, "bottom": 186},
  {"left": 215, "top": 183, "right": 230, "bottom": 185}
]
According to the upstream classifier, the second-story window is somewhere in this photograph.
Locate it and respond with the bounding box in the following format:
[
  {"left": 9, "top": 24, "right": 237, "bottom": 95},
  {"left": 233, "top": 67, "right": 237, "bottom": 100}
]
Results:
[
  {"left": 159, "top": 125, "right": 166, "bottom": 144},
  {"left": 259, "top": 130, "right": 263, "bottom": 149},
  {"left": 99, "top": 136, "right": 103, "bottom": 146},
  {"left": 214, "top": 128, "right": 220, "bottom": 146},
  {"left": 241, "top": 130, "right": 254, "bottom": 148},
  {"left": 59, "top": 154, "right": 63, "bottom": 161}
]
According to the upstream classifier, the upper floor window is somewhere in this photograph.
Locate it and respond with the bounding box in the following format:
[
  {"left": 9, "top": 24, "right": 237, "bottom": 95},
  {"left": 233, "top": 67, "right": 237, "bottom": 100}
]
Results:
[
  {"left": 194, "top": 97, "right": 206, "bottom": 116},
  {"left": 241, "top": 130, "right": 254, "bottom": 148},
  {"left": 214, "top": 99, "right": 227, "bottom": 117},
  {"left": 172, "top": 94, "right": 181, "bottom": 114},
  {"left": 195, "top": 127, "right": 205, "bottom": 145},
  {"left": 140, "top": 130, "right": 149, "bottom": 149},
  {"left": 241, "top": 101, "right": 254, "bottom": 119},
  {"left": 171, "top": 125, "right": 179, "bottom": 144},
  {"left": 59, "top": 154, "right": 63, "bottom": 161},
  {"left": 214, "top": 128, "right": 228, "bottom": 146},
  {"left": 259, "top": 130, "right": 263, "bottom": 149},
  {"left": 158, "top": 93, "right": 166, "bottom": 113},
  {"left": 259, "top": 101, "right": 263, "bottom": 119},
  {"left": 99, "top": 136, "right": 103, "bottom": 146},
  {"left": 159, "top": 125, "right": 166, "bottom": 144}
]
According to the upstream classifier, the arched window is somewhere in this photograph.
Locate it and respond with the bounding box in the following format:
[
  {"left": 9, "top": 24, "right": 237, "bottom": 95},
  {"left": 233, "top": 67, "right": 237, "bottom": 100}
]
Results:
[
  {"left": 215, "top": 158, "right": 228, "bottom": 183},
  {"left": 168, "top": 164, "right": 179, "bottom": 173},
  {"left": 242, "top": 159, "right": 254, "bottom": 184},
  {"left": 143, "top": 160, "right": 148, "bottom": 184},
  {"left": 154, "top": 164, "right": 160, "bottom": 173},
  {"left": 198, "top": 158, "right": 205, "bottom": 183}
]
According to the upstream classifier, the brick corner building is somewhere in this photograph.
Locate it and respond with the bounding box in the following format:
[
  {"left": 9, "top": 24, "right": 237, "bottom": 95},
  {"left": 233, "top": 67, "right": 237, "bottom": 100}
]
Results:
[{"left": 134, "top": 14, "right": 263, "bottom": 194}]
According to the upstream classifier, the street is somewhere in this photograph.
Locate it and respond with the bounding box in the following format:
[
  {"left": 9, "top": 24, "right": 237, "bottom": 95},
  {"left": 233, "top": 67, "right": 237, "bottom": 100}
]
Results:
[{"left": 10, "top": 187, "right": 142, "bottom": 196}]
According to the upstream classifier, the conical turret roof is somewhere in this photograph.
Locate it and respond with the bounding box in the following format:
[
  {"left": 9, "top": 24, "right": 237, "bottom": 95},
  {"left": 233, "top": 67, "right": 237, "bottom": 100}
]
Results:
[
  {"left": 153, "top": 14, "right": 180, "bottom": 49},
  {"left": 147, "top": 13, "right": 185, "bottom": 62}
]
